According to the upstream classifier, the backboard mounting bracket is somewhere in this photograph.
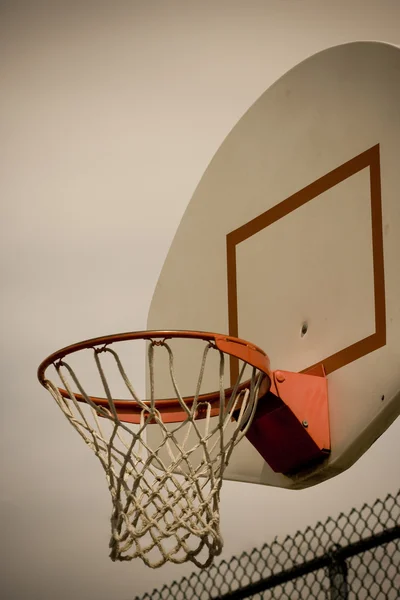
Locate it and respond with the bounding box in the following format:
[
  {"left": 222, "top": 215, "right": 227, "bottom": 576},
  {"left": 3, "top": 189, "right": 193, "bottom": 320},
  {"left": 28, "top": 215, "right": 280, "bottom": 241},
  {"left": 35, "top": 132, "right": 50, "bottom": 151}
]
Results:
[{"left": 244, "top": 365, "right": 330, "bottom": 475}]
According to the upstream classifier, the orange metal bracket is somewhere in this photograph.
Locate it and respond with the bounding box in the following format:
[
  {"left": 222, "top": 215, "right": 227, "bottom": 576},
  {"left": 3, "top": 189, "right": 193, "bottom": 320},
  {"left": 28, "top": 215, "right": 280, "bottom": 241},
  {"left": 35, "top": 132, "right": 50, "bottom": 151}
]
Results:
[{"left": 245, "top": 365, "right": 330, "bottom": 475}]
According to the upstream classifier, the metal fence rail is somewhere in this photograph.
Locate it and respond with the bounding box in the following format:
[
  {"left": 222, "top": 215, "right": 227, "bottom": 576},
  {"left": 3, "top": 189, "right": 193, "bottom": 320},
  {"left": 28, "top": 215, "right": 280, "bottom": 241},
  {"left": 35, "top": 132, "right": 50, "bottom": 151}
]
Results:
[{"left": 134, "top": 490, "right": 400, "bottom": 600}]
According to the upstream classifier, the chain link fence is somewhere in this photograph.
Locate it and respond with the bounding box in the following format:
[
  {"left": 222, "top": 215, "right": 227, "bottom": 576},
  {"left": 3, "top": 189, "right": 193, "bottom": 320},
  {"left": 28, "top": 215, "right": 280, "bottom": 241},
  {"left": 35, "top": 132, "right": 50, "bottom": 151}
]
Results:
[{"left": 134, "top": 489, "right": 400, "bottom": 600}]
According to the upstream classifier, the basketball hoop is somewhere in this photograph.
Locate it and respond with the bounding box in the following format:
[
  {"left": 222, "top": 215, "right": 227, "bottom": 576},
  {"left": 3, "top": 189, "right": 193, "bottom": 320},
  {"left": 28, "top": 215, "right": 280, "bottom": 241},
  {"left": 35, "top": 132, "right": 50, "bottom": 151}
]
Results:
[{"left": 38, "top": 331, "right": 271, "bottom": 568}]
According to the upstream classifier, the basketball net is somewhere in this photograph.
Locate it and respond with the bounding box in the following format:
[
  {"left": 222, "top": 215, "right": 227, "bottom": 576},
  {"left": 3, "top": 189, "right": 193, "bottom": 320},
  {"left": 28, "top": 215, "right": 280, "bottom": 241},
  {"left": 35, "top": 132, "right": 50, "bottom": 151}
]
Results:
[{"left": 44, "top": 340, "right": 264, "bottom": 568}]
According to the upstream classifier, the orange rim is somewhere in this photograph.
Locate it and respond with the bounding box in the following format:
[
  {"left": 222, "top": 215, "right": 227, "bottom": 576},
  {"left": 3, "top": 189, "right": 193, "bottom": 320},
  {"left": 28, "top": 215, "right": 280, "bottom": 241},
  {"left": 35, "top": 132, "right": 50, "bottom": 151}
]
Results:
[{"left": 38, "top": 330, "right": 271, "bottom": 423}]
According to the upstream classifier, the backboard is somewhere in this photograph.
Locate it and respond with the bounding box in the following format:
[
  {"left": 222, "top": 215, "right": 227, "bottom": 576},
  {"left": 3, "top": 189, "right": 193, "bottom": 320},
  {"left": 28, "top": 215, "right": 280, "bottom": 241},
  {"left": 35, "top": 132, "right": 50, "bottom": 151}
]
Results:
[{"left": 147, "top": 41, "right": 400, "bottom": 489}]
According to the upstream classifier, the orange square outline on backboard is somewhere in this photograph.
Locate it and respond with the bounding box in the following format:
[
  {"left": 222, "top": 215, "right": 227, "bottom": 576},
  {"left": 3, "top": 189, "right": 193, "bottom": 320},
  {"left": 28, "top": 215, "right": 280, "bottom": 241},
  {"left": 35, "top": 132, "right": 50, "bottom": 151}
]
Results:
[{"left": 226, "top": 145, "right": 386, "bottom": 383}]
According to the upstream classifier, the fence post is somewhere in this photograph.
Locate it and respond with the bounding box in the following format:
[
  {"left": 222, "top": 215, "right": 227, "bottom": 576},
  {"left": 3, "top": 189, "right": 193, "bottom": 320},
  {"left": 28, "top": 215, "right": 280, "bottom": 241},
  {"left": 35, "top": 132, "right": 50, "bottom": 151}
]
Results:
[{"left": 328, "top": 545, "right": 348, "bottom": 600}]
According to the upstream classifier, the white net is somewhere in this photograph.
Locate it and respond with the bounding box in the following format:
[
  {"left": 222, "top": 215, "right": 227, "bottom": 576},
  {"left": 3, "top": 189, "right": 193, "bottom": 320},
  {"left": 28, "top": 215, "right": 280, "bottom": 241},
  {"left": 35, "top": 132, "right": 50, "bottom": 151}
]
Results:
[{"left": 43, "top": 338, "right": 265, "bottom": 568}]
